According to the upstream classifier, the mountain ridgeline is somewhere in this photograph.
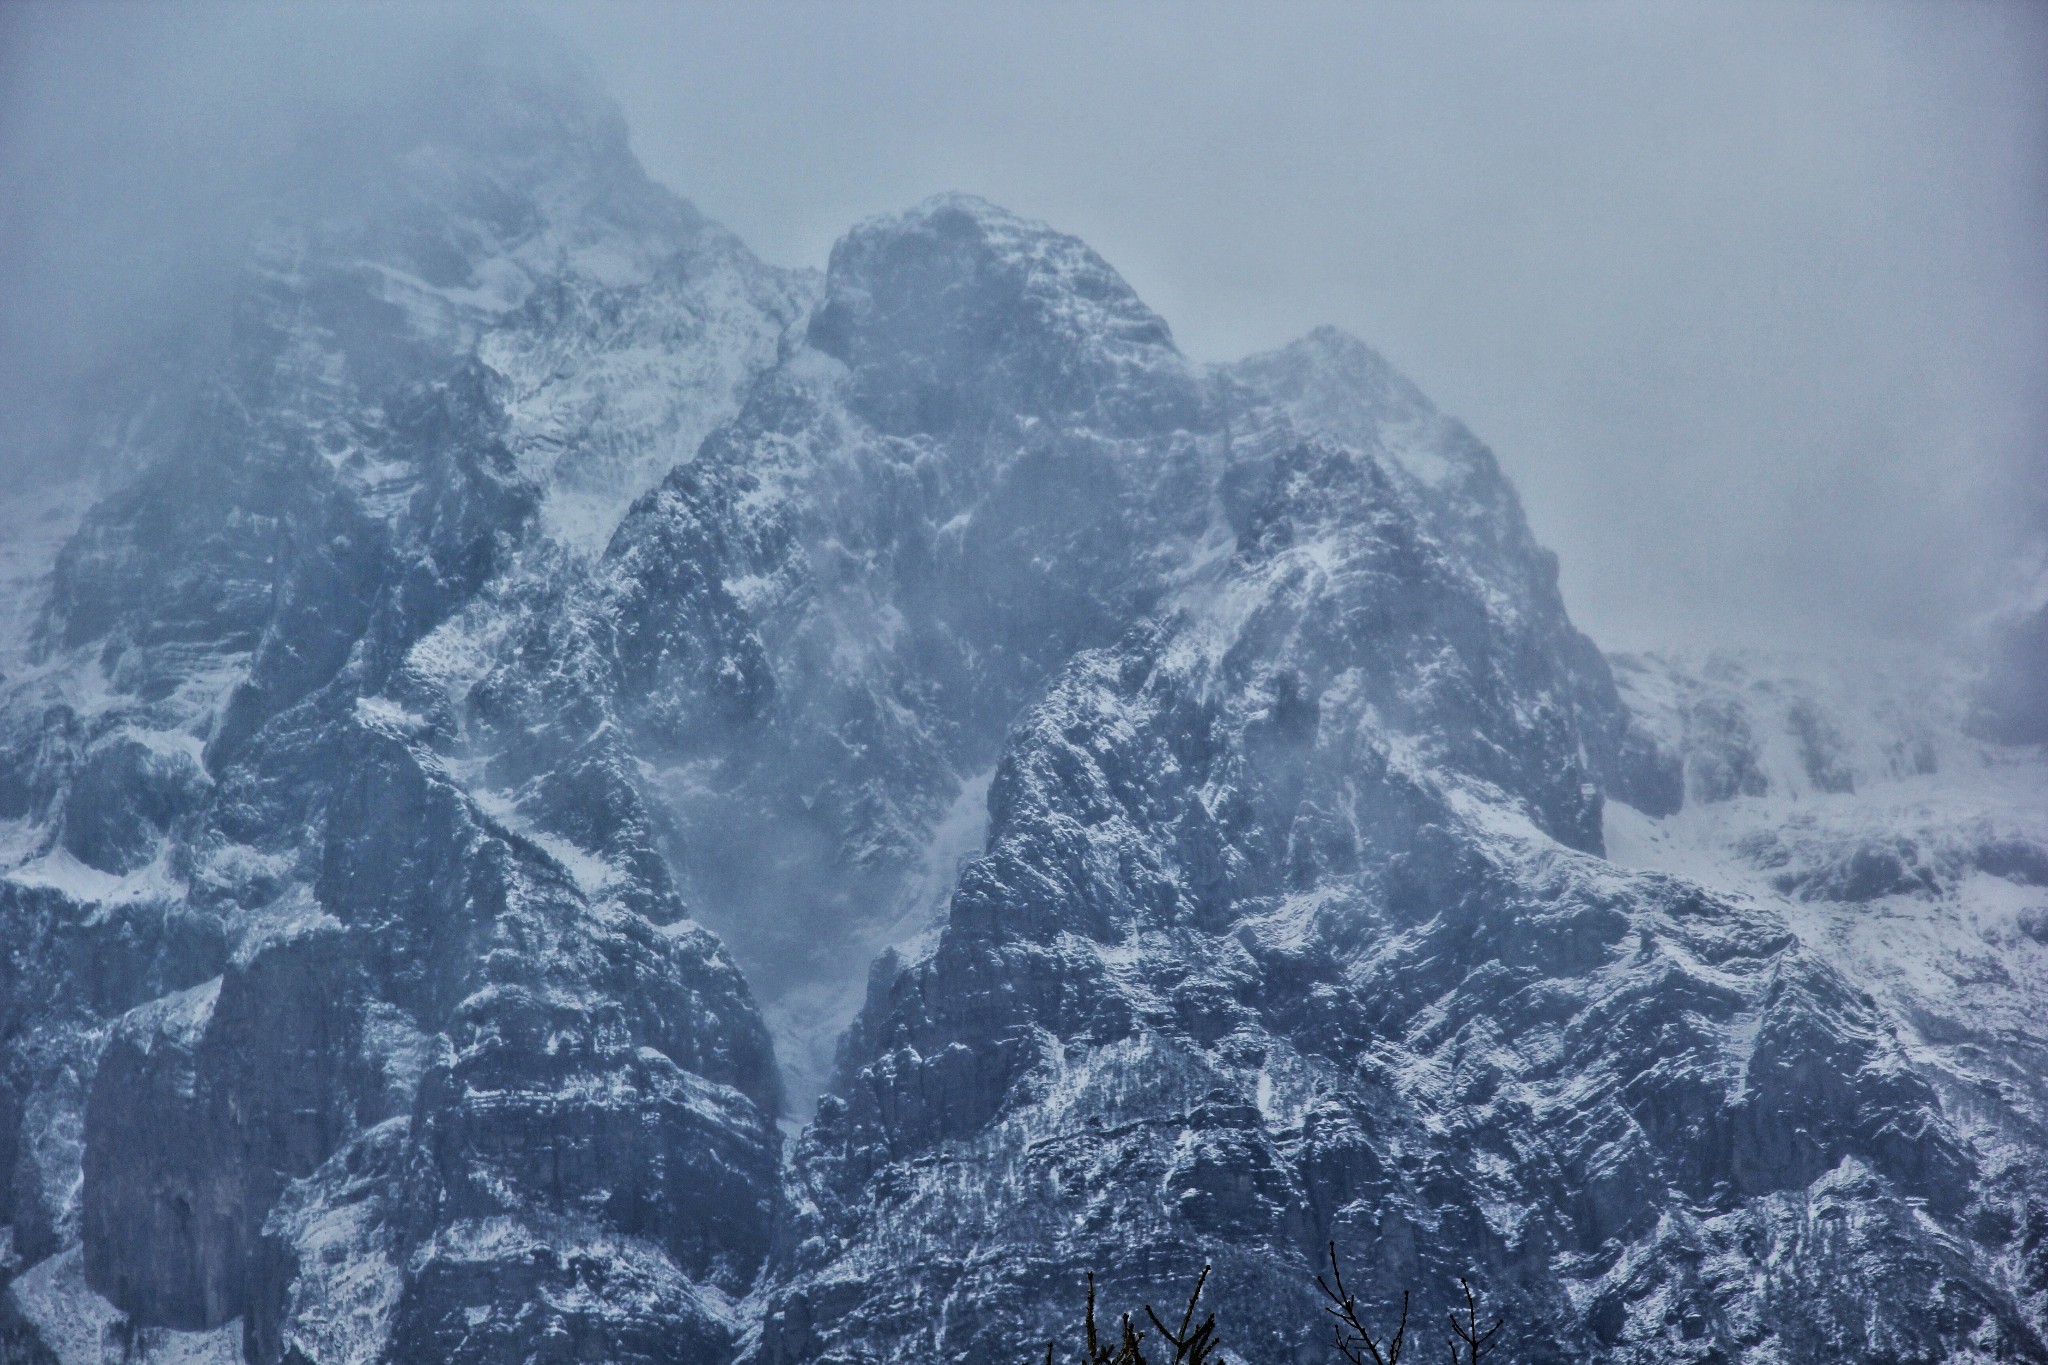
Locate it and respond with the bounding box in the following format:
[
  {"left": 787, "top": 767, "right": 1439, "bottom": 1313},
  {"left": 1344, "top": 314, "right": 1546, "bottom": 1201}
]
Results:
[{"left": 0, "top": 34, "right": 2042, "bottom": 1365}]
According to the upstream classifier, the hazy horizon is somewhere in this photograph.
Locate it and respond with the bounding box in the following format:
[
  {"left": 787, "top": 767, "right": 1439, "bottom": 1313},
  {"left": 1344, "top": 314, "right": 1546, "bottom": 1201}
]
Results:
[{"left": 3, "top": 0, "right": 2043, "bottom": 654}]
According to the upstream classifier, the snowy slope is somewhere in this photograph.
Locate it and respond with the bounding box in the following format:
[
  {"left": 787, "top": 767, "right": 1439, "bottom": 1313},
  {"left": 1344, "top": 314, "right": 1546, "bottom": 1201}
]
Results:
[
  {"left": 0, "top": 30, "right": 803, "bottom": 1365},
  {"left": 1606, "top": 650, "right": 2048, "bottom": 1341},
  {"left": 764, "top": 299, "right": 2044, "bottom": 1364},
  {"left": 0, "top": 28, "right": 2041, "bottom": 1365}
]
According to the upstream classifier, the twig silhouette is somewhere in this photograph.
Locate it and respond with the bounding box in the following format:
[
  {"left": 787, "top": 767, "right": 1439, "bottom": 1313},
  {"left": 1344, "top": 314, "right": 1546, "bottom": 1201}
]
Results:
[
  {"left": 1444, "top": 1278, "right": 1501, "bottom": 1365},
  {"left": 1069, "top": 1270, "right": 1154, "bottom": 1365},
  {"left": 1144, "top": 1264, "right": 1221, "bottom": 1365},
  {"left": 1047, "top": 1266, "right": 1220, "bottom": 1365},
  {"left": 1314, "top": 1242, "right": 1409, "bottom": 1365}
]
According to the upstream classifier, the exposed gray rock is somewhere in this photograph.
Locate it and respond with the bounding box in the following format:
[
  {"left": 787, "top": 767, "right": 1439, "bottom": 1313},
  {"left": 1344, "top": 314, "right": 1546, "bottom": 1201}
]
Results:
[
  {"left": 82, "top": 920, "right": 372, "bottom": 1328},
  {"left": 0, "top": 26, "right": 2038, "bottom": 1365},
  {"left": 1, "top": 25, "right": 800, "bottom": 1364},
  {"left": 58, "top": 734, "right": 209, "bottom": 875},
  {"left": 1604, "top": 649, "right": 2048, "bottom": 1361},
  {"left": 769, "top": 473, "right": 2029, "bottom": 1362}
]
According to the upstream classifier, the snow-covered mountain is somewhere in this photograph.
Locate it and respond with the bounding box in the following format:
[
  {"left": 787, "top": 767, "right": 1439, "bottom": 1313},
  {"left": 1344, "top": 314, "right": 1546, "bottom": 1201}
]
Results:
[
  {"left": 1605, "top": 650, "right": 2048, "bottom": 1345},
  {"left": 1, "top": 31, "right": 2042, "bottom": 1365}
]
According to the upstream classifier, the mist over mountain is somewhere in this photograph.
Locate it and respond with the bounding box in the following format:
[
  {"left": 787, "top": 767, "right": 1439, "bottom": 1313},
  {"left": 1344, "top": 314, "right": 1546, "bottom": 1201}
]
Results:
[{"left": 0, "top": 11, "right": 2043, "bottom": 1365}]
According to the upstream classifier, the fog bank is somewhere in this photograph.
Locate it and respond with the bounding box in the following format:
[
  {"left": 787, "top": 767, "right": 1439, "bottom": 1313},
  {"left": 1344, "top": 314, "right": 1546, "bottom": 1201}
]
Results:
[{"left": 4, "top": 0, "right": 2042, "bottom": 651}]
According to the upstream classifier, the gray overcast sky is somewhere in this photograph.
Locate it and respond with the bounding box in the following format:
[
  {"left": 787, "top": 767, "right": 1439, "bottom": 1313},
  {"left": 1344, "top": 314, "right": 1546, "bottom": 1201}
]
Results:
[{"left": 3, "top": 1, "right": 2044, "bottom": 653}]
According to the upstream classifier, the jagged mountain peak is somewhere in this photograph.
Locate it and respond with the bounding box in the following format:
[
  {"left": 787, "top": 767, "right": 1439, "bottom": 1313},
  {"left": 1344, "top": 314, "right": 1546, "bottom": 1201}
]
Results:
[
  {"left": 285, "top": 20, "right": 673, "bottom": 235},
  {"left": 2, "top": 40, "right": 2043, "bottom": 1365},
  {"left": 271, "top": 75, "right": 719, "bottom": 319},
  {"left": 808, "top": 192, "right": 1194, "bottom": 437},
  {"left": 1233, "top": 324, "right": 1436, "bottom": 431},
  {"left": 1229, "top": 323, "right": 1502, "bottom": 503},
  {"left": 824, "top": 192, "right": 1170, "bottom": 333}
]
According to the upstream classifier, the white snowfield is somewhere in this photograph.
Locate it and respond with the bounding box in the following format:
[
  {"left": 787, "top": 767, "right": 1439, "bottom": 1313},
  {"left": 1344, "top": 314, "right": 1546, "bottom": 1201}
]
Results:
[
  {"left": 0, "top": 29, "right": 2042, "bottom": 1365},
  {"left": 1605, "top": 649, "right": 2048, "bottom": 1277}
]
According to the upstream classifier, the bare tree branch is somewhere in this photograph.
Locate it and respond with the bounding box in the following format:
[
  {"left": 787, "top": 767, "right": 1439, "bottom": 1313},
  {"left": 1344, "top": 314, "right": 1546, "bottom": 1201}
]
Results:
[
  {"left": 1144, "top": 1264, "right": 1219, "bottom": 1365},
  {"left": 1444, "top": 1278, "right": 1502, "bottom": 1365},
  {"left": 1044, "top": 1256, "right": 1498, "bottom": 1365},
  {"left": 1084, "top": 1273, "right": 1111, "bottom": 1365},
  {"left": 1314, "top": 1242, "right": 1407, "bottom": 1365}
]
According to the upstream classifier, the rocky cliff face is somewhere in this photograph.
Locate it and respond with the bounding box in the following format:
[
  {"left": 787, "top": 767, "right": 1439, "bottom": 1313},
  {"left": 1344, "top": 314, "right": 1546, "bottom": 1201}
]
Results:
[
  {"left": 1603, "top": 650, "right": 2048, "bottom": 1358},
  {"left": 0, "top": 30, "right": 801, "bottom": 1364},
  {"left": 0, "top": 31, "right": 2041, "bottom": 1365},
  {"left": 760, "top": 293, "right": 2038, "bottom": 1364}
]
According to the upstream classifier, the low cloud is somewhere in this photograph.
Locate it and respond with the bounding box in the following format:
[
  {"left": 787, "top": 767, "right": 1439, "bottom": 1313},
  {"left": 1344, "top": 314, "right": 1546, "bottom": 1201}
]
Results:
[{"left": 4, "top": 0, "right": 2041, "bottom": 650}]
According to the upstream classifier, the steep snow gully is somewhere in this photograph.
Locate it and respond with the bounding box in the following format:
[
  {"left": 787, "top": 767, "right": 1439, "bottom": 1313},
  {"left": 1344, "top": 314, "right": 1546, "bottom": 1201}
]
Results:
[{"left": 1, "top": 35, "right": 2043, "bottom": 1365}]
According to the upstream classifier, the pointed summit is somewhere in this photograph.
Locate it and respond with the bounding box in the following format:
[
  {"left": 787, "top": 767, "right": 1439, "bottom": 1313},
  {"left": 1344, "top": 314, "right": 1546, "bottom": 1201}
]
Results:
[
  {"left": 271, "top": 18, "right": 721, "bottom": 297},
  {"left": 809, "top": 194, "right": 1193, "bottom": 436},
  {"left": 1230, "top": 324, "right": 1437, "bottom": 446}
]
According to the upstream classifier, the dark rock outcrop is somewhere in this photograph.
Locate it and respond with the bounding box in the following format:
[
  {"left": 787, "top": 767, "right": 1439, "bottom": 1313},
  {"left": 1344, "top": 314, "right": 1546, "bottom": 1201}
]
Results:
[
  {"left": 0, "top": 26, "right": 2037, "bottom": 1365},
  {"left": 2, "top": 25, "right": 802, "bottom": 1362}
]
